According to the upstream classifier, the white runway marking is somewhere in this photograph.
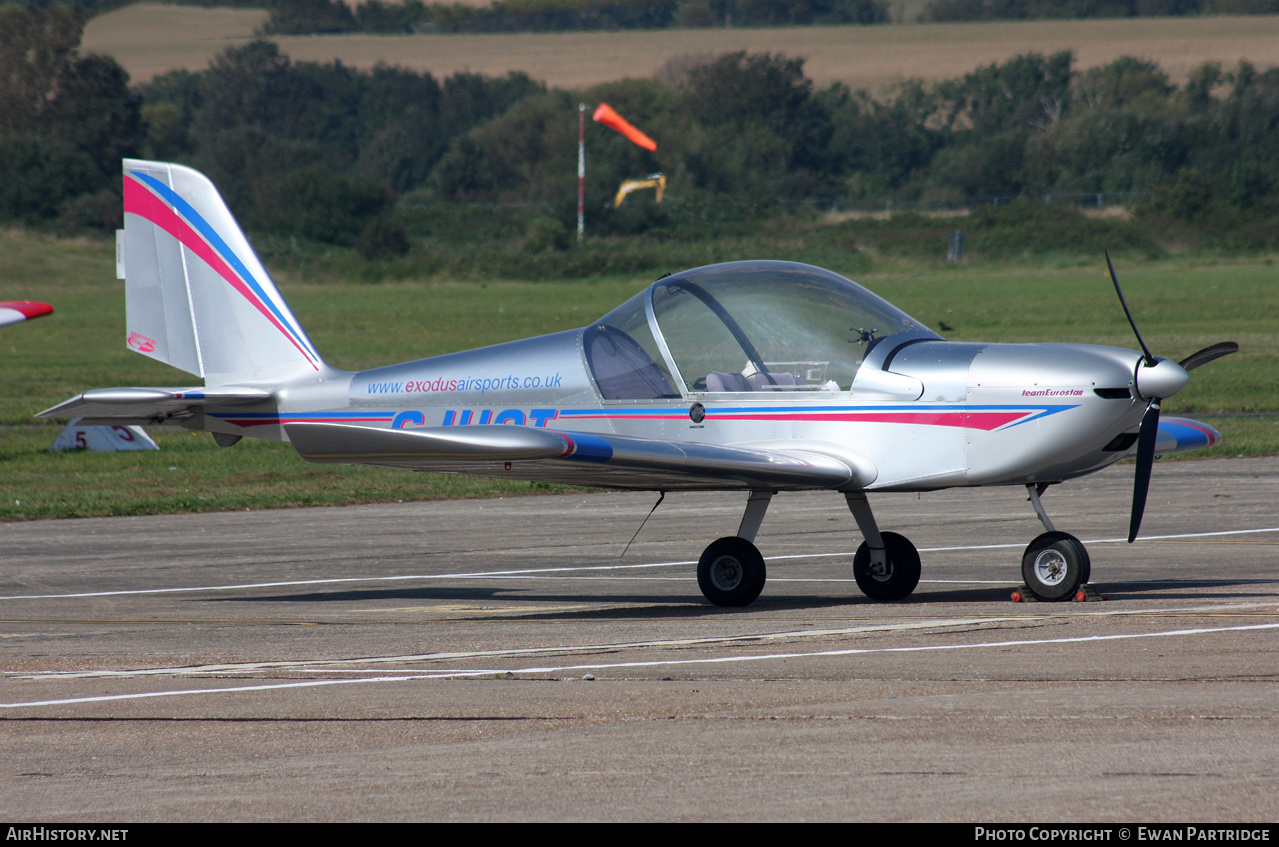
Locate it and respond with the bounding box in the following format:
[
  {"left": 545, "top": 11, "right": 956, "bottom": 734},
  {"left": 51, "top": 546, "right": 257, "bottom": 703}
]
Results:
[
  {"left": 3, "top": 621, "right": 1276, "bottom": 710},
  {"left": 11, "top": 598, "right": 1276, "bottom": 682},
  {"left": 10, "top": 613, "right": 1112, "bottom": 681},
  {"left": 3, "top": 527, "right": 1278, "bottom": 602}
]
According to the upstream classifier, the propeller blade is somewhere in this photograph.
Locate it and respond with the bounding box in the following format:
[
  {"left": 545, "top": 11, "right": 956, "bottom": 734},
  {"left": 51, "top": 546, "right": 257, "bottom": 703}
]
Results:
[
  {"left": 1129, "top": 400, "right": 1161, "bottom": 543},
  {"left": 1179, "top": 341, "right": 1239, "bottom": 372},
  {"left": 1105, "top": 248, "right": 1156, "bottom": 367}
]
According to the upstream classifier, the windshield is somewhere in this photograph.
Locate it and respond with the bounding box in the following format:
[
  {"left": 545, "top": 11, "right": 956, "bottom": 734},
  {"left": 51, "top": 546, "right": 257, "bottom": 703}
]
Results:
[{"left": 586, "top": 261, "right": 934, "bottom": 397}]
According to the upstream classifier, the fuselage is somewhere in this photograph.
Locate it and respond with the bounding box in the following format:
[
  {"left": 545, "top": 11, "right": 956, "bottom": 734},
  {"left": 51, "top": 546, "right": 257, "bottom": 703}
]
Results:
[
  {"left": 190, "top": 261, "right": 1176, "bottom": 492},
  {"left": 203, "top": 328, "right": 1151, "bottom": 492}
]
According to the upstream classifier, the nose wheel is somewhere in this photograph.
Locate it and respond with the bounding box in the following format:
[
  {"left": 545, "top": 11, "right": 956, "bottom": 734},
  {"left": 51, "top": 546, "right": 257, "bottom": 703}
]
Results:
[{"left": 1021, "top": 531, "right": 1091, "bottom": 601}]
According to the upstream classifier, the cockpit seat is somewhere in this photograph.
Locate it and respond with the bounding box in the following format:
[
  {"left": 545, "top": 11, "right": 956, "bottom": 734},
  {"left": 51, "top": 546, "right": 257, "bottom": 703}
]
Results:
[
  {"left": 706, "top": 371, "right": 751, "bottom": 392},
  {"left": 747, "top": 372, "right": 799, "bottom": 390},
  {"left": 706, "top": 371, "right": 800, "bottom": 392}
]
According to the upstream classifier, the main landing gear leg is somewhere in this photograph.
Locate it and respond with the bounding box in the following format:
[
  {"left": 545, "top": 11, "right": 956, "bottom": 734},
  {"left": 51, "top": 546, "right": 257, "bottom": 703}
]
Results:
[
  {"left": 697, "top": 490, "right": 772, "bottom": 607},
  {"left": 1021, "top": 484, "right": 1091, "bottom": 602},
  {"left": 845, "top": 491, "right": 921, "bottom": 601}
]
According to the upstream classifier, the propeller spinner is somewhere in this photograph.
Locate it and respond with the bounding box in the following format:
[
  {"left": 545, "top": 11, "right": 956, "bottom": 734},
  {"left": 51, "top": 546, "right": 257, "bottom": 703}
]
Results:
[{"left": 1104, "top": 249, "right": 1238, "bottom": 543}]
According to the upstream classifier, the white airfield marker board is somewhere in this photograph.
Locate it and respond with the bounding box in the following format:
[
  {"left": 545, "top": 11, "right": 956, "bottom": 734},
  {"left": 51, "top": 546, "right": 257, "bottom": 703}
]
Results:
[{"left": 51, "top": 420, "right": 159, "bottom": 452}]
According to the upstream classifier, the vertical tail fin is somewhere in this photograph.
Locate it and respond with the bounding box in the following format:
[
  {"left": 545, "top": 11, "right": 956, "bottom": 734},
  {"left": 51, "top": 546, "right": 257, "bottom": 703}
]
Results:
[{"left": 118, "top": 159, "right": 324, "bottom": 385}]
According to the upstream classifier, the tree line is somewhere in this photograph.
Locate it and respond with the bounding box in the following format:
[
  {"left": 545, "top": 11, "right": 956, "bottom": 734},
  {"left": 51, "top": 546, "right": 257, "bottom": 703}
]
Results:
[
  {"left": 424, "top": 49, "right": 1279, "bottom": 246},
  {"left": 2, "top": 7, "right": 543, "bottom": 254},
  {"left": 5, "top": 5, "right": 1279, "bottom": 250},
  {"left": 0, "top": 6, "right": 141, "bottom": 231},
  {"left": 25, "top": 0, "right": 1277, "bottom": 32},
  {"left": 257, "top": 0, "right": 1279, "bottom": 35},
  {"left": 250, "top": 0, "right": 886, "bottom": 36},
  {"left": 2, "top": 0, "right": 890, "bottom": 33}
]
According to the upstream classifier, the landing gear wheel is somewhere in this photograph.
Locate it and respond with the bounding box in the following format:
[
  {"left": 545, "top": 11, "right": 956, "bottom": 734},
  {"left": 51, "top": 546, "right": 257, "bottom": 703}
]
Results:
[
  {"left": 853, "top": 531, "right": 921, "bottom": 601},
  {"left": 697, "top": 536, "right": 767, "bottom": 607},
  {"left": 1021, "top": 531, "right": 1091, "bottom": 601}
]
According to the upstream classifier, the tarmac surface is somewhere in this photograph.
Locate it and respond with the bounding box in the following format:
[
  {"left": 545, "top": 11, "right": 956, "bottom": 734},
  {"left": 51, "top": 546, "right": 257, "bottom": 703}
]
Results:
[{"left": 2, "top": 456, "right": 1277, "bottom": 822}]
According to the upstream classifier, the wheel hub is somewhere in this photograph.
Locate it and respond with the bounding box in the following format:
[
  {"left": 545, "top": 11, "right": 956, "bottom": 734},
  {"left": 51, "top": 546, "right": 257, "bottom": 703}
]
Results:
[
  {"left": 1032, "top": 549, "right": 1068, "bottom": 586},
  {"left": 709, "top": 555, "right": 743, "bottom": 591}
]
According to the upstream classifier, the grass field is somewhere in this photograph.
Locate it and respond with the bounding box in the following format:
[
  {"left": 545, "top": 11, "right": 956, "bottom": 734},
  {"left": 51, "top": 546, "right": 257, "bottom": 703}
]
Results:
[
  {"left": 83, "top": 4, "right": 1279, "bottom": 88},
  {"left": 2, "top": 227, "right": 1273, "bottom": 521}
]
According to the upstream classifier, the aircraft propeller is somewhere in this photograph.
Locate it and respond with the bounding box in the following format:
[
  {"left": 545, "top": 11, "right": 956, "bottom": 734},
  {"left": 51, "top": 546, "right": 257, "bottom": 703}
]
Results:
[{"left": 1105, "top": 249, "right": 1238, "bottom": 543}]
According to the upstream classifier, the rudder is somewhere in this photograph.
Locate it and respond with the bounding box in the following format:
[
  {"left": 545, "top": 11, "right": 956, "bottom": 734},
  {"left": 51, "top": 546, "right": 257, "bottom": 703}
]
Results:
[{"left": 118, "top": 159, "right": 324, "bottom": 385}]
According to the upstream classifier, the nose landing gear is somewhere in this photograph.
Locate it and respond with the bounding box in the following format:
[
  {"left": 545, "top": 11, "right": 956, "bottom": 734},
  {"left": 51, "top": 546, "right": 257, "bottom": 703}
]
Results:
[
  {"left": 1020, "top": 484, "right": 1091, "bottom": 601},
  {"left": 1021, "top": 531, "right": 1091, "bottom": 601}
]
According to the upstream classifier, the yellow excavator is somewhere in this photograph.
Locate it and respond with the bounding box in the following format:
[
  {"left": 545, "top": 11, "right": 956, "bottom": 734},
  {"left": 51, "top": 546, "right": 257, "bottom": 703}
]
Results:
[{"left": 614, "top": 173, "right": 666, "bottom": 208}]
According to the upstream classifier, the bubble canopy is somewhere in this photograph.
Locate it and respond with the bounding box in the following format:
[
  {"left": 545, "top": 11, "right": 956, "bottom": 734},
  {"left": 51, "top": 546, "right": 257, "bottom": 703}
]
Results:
[{"left": 583, "top": 261, "right": 936, "bottom": 400}]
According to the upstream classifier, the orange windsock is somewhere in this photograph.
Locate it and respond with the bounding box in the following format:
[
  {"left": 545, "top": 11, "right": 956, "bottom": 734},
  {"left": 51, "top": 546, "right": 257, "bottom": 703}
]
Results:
[{"left": 592, "top": 103, "right": 657, "bottom": 151}]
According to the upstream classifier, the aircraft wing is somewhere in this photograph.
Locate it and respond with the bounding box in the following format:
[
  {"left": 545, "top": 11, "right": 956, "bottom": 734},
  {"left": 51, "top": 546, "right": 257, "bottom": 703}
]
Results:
[
  {"left": 0, "top": 301, "right": 53, "bottom": 328},
  {"left": 39, "top": 387, "right": 273, "bottom": 427},
  {"left": 284, "top": 422, "right": 877, "bottom": 491},
  {"left": 1154, "top": 416, "right": 1221, "bottom": 455}
]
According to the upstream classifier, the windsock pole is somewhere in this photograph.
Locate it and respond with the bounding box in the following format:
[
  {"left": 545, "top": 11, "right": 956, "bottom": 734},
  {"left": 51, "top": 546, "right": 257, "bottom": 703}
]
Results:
[{"left": 577, "top": 103, "right": 585, "bottom": 243}]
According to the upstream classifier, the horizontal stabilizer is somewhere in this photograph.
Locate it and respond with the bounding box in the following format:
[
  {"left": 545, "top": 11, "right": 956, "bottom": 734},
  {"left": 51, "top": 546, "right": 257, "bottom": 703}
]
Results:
[
  {"left": 39, "top": 387, "right": 273, "bottom": 427},
  {"left": 1154, "top": 416, "right": 1221, "bottom": 454},
  {"left": 286, "top": 423, "right": 862, "bottom": 490}
]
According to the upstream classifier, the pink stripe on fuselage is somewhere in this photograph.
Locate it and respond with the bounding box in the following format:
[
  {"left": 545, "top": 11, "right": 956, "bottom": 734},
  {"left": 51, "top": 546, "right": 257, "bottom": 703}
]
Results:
[{"left": 698, "top": 411, "right": 1029, "bottom": 431}]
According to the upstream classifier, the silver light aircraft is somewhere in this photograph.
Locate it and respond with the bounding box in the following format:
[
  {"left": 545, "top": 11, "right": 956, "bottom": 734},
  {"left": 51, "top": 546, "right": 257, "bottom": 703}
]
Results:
[{"left": 43, "top": 160, "right": 1238, "bottom": 606}]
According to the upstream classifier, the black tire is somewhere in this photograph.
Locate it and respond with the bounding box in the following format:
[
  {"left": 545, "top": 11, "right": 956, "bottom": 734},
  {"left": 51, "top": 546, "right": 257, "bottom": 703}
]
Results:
[
  {"left": 852, "top": 531, "right": 921, "bottom": 601},
  {"left": 697, "top": 536, "right": 767, "bottom": 607},
  {"left": 1021, "top": 531, "right": 1090, "bottom": 602}
]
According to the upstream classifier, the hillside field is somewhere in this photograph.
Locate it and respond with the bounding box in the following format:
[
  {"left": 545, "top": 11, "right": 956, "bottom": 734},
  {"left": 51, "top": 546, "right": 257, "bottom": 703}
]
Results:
[{"left": 83, "top": 4, "right": 1279, "bottom": 88}]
